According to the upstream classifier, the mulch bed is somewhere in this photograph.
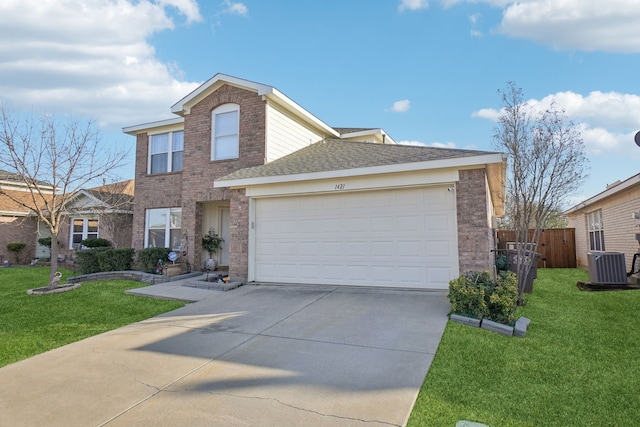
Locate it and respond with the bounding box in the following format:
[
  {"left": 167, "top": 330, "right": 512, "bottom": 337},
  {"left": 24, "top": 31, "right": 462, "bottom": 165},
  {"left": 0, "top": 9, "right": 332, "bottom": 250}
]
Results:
[{"left": 576, "top": 281, "right": 640, "bottom": 292}]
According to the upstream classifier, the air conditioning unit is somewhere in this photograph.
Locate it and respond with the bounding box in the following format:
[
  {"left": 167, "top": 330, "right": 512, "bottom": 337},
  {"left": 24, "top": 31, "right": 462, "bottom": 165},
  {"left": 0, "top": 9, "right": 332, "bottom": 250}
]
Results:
[{"left": 587, "top": 252, "right": 627, "bottom": 284}]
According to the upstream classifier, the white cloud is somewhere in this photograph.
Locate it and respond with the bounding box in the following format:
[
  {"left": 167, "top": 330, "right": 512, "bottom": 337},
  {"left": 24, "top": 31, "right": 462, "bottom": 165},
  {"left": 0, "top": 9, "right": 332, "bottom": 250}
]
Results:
[
  {"left": 443, "top": 0, "right": 640, "bottom": 52},
  {"left": 387, "top": 99, "right": 411, "bottom": 113},
  {"left": 158, "top": 0, "right": 202, "bottom": 23},
  {"left": 0, "top": 0, "right": 203, "bottom": 130},
  {"left": 398, "top": 140, "right": 427, "bottom": 146},
  {"left": 398, "top": 140, "right": 459, "bottom": 148},
  {"left": 399, "top": 0, "right": 429, "bottom": 12},
  {"left": 472, "top": 90, "right": 640, "bottom": 156},
  {"left": 222, "top": 0, "right": 248, "bottom": 17}
]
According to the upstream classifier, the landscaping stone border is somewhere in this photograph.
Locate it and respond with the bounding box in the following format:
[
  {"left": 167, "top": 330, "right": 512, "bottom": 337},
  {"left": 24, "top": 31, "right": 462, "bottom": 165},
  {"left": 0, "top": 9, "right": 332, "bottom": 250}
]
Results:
[
  {"left": 450, "top": 314, "right": 531, "bottom": 337},
  {"left": 67, "top": 271, "right": 202, "bottom": 285}
]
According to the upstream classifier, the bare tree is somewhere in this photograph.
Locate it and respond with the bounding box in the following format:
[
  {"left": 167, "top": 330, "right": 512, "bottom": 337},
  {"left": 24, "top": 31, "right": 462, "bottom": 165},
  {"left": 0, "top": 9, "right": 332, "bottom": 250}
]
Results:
[
  {"left": 493, "top": 82, "right": 588, "bottom": 302},
  {"left": 0, "top": 107, "right": 128, "bottom": 288}
]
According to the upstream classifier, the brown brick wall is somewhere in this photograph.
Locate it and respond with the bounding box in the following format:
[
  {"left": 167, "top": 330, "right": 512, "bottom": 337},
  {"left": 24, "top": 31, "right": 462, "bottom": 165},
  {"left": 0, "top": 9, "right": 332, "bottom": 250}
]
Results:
[
  {"left": 132, "top": 132, "right": 183, "bottom": 250},
  {"left": 132, "top": 84, "right": 266, "bottom": 271},
  {"left": 180, "top": 84, "right": 266, "bottom": 270},
  {"left": 456, "top": 168, "right": 495, "bottom": 273},
  {"left": 229, "top": 189, "right": 249, "bottom": 280},
  {"left": 0, "top": 216, "right": 38, "bottom": 264}
]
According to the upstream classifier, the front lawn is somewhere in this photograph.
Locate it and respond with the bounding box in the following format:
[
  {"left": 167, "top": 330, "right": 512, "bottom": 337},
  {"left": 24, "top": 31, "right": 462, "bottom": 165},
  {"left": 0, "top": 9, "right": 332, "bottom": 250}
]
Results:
[
  {"left": 408, "top": 268, "right": 640, "bottom": 426},
  {"left": 0, "top": 267, "right": 185, "bottom": 368}
]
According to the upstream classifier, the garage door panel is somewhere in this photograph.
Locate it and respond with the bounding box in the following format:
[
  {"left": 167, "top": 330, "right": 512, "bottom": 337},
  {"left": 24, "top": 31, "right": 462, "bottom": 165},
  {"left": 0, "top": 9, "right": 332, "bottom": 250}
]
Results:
[{"left": 254, "top": 186, "right": 458, "bottom": 289}]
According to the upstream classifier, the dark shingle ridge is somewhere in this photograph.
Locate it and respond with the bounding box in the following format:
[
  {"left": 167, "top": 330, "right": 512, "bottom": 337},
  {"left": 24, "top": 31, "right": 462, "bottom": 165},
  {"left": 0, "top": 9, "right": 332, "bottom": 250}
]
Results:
[{"left": 218, "top": 139, "right": 498, "bottom": 181}]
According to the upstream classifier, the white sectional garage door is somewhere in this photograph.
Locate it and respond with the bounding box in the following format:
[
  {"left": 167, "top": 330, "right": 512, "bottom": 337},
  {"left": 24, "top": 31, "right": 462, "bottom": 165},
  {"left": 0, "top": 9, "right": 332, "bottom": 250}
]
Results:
[{"left": 253, "top": 185, "right": 458, "bottom": 289}]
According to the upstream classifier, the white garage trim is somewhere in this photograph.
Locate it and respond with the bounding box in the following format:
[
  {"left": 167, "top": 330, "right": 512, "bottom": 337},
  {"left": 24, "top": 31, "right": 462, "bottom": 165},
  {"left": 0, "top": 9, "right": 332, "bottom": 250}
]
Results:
[{"left": 249, "top": 184, "right": 458, "bottom": 289}]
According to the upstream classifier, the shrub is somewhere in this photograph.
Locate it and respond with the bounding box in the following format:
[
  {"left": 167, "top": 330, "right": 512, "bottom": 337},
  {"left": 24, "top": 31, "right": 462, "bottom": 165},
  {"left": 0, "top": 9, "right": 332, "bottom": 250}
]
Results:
[
  {"left": 81, "top": 238, "right": 112, "bottom": 248},
  {"left": 135, "top": 247, "right": 171, "bottom": 273},
  {"left": 75, "top": 248, "right": 108, "bottom": 274},
  {"left": 448, "top": 270, "right": 518, "bottom": 326},
  {"left": 76, "top": 248, "right": 134, "bottom": 274},
  {"left": 37, "top": 237, "right": 52, "bottom": 248},
  {"left": 96, "top": 248, "right": 135, "bottom": 272},
  {"left": 7, "top": 242, "right": 27, "bottom": 264}
]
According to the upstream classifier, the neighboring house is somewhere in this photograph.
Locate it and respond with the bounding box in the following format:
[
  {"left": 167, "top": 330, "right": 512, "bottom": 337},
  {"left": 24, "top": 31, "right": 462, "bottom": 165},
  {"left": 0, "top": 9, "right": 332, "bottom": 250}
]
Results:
[
  {"left": 0, "top": 170, "right": 134, "bottom": 263},
  {"left": 62, "top": 180, "right": 135, "bottom": 253},
  {"left": 124, "top": 73, "right": 506, "bottom": 290},
  {"left": 0, "top": 170, "right": 54, "bottom": 263},
  {"left": 566, "top": 173, "right": 640, "bottom": 270}
]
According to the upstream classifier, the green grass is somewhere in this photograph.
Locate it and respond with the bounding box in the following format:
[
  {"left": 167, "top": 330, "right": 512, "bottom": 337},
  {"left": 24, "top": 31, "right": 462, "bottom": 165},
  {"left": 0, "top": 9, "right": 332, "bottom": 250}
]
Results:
[
  {"left": 0, "top": 267, "right": 185, "bottom": 368},
  {"left": 408, "top": 269, "right": 640, "bottom": 426}
]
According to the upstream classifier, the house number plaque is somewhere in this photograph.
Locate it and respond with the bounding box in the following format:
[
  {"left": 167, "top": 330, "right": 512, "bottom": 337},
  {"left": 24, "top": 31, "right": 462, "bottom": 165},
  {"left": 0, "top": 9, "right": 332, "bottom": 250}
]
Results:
[{"left": 334, "top": 183, "right": 346, "bottom": 190}]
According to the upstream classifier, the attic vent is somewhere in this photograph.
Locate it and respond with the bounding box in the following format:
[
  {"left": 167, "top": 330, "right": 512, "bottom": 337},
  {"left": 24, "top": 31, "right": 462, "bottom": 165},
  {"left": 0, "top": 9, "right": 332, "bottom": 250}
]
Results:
[{"left": 587, "top": 252, "right": 627, "bottom": 284}]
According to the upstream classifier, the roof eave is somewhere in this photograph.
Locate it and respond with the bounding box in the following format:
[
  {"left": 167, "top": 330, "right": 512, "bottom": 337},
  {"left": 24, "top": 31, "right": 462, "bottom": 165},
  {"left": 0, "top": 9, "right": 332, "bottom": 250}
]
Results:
[
  {"left": 122, "top": 117, "right": 184, "bottom": 136},
  {"left": 214, "top": 153, "right": 505, "bottom": 189},
  {"left": 566, "top": 173, "right": 640, "bottom": 214}
]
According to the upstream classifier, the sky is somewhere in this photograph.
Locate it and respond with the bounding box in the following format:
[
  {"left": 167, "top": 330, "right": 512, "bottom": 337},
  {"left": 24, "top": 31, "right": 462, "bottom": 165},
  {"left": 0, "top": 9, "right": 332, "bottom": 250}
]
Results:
[{"left": 1, "top": 0, "right": 640, "bottom": 207}]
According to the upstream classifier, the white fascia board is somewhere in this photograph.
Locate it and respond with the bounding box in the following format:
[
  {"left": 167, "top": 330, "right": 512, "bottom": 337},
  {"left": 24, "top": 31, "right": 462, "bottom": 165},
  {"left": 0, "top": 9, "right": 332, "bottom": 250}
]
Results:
[
  {"left": 0, "top": 211, "right": 29, "bottom": 216},
  {"left": 215, "top": 153, "right": 504, "bottom": 188},
  {"left": 171, "top": 74, "right": 275, "bottom": 115},
  {"left": 122, "top": 117, "right": 184, "bottom": 135},
  {"left": 66, "top": 191, "right": 110, "bottom": 210},
  {"left": 566, "top": 173, "right": 640, "bottom": 214},
  {"left": 263, "top": 89, "right": 339, "bottom": 137},
  {"left": 339, "top": 128, "right": 397, "bottom": 144}
]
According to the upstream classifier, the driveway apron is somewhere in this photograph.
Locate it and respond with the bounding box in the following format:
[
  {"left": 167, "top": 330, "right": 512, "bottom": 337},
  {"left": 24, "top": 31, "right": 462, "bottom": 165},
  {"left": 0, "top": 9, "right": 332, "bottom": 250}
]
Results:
[{"left": 0, "top": 284, "right": 449, "bottom": 427}]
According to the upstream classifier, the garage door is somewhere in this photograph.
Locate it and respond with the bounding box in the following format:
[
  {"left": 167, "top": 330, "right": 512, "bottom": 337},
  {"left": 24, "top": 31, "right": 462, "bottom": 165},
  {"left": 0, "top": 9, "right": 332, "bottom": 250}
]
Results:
[{"left": 253, "top": 185, "right": 458, "bottom": 289}]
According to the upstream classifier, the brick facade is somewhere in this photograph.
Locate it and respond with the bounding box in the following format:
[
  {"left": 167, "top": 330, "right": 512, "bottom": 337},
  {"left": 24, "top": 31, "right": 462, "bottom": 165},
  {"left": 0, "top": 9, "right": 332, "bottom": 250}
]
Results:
[
  {"left": 0, "top": 216, "right": 38, "bottom": 264},
  {"left": 132, "top": 84, "right": 266, "bottom": 279},
  {"left": 456, "top": 168, "right": 496, "bottom": 273}
]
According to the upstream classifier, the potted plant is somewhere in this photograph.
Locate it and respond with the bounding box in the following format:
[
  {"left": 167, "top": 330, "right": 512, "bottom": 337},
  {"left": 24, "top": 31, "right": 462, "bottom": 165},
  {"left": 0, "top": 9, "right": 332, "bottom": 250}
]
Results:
[{"left": 202, "top": 228, "right": 224, "bottom": 270}]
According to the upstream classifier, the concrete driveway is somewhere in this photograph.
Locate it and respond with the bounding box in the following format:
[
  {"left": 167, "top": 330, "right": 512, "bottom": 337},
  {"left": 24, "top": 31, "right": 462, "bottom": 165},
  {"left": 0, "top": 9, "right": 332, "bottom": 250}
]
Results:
[{"left": 0, "top": 283, "right": 449, "bottom": 427}]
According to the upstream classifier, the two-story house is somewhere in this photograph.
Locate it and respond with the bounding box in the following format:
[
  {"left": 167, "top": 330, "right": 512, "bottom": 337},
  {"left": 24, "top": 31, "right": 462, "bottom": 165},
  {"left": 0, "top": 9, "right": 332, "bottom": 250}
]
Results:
[{"left": 124, "top": 74, "right": 506, "bottom": 289}]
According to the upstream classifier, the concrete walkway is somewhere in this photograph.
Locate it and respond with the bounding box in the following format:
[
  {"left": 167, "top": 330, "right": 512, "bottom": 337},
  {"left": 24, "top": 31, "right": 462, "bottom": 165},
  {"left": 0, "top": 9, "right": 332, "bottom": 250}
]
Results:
[{"left": 0, "top": 277, "right": 450, "bottom": 427}]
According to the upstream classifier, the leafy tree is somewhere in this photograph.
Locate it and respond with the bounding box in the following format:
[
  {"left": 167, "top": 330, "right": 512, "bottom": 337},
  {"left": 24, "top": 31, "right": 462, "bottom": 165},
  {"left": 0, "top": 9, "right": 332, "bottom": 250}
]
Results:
[
  {"left": 0, "top": 108, "right": 128, "bottom": 287},
  {"left": 493, "top": 82, "right": 588, "bottom": 302}
]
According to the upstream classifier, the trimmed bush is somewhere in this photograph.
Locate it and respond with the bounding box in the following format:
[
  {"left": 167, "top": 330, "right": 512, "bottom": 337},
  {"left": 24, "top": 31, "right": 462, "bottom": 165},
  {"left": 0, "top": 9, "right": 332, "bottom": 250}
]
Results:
[
  {"left": 76, "top": 248, "right": 134, "bottom": 274},
  {"left": 96, "top": 248, "right": 135, "bottom": 272},
  {"left": 135, "top": 247, "right": 171, "bottom": 274},
  {"left": 81, "top": 238, "right": 112, "bottom": 248},
  {"left": 76, "top": 248, "right": 107, "bottom": 274},
  {"left": 7, "top": 242, "right": 27, "bottom": 264},
  {"left": 37, "top": 237, "right": 52, "bottom": 248},
  {"left": 448, "top": 271, "right": 518, "bottom": 326}
]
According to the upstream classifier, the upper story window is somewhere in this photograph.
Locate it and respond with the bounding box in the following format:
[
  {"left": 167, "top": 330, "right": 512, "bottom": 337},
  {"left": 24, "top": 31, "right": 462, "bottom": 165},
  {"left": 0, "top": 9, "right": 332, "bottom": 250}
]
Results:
[
  {"left": 211, "top": 104, "right": 239, "bottom": 160},
  {"left": 587, "top": 209, "right": 605, "bottom": 251},
  {"left": 149, "top": 131, "right": 184, "bottom": 174}
]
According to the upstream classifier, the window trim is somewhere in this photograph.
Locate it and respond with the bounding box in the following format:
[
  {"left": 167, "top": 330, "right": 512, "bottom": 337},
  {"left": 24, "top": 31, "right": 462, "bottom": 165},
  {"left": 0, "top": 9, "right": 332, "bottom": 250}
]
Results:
[
  {"left": 144, "top": 207, "right": 182, "bottom": 249},
  {"left": 587, "top": 209, "right": 605, "bottom": 251},
  {"left": 211, "top": 103, "right": 240, "bottom": 161},
  {"left": 70, "top": 217, "right": 99, "bottom": 249},
  {"left": 148, "top": 130, "right": 184, "bottom": 174}
]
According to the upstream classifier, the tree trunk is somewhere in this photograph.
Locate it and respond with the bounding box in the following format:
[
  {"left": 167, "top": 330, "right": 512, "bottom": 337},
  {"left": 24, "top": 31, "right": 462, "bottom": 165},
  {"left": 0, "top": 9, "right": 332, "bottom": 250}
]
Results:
[{"left": 49, "top": 233, "right": 60, "bottom": 289}]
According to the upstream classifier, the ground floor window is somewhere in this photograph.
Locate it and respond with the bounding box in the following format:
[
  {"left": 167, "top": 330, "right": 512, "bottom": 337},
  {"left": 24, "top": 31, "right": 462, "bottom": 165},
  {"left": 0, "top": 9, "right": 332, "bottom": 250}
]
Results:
[
  {"left": 145, "top": 207, "right": 182, "bottom": 249},
  {"left": 587, "top": 209, "right": 605, "bottom": 251},
  {"left": 70, "top": 218, "right": 99, "bottom": 249}
]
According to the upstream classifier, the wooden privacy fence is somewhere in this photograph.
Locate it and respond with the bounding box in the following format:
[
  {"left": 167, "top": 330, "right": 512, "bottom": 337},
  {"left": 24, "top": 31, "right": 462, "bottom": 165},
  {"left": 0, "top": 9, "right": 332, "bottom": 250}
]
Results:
[{"left": 496, "top": 228, "right": 576, "bottom": 268}]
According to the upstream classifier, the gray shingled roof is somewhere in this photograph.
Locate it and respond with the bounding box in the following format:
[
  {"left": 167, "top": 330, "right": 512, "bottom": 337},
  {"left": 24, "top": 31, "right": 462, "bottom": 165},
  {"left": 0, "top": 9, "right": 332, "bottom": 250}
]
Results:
[{"left": 217, "top": 139, "right": 499, "bottom": 181}]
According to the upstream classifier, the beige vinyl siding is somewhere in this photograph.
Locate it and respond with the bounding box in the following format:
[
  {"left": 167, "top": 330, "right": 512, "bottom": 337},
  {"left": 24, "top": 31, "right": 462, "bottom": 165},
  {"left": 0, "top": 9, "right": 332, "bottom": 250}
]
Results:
[
  {"left": 265, "top": 103, "right": 323, "bottom": 162},
  {"left": 569, "top": 185, "right": 640, "bottom": 269}
]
